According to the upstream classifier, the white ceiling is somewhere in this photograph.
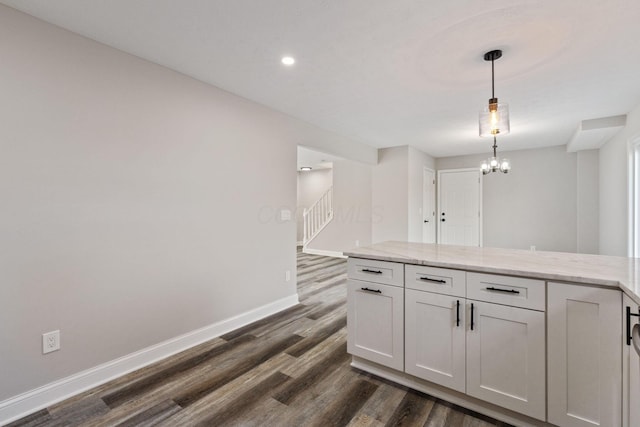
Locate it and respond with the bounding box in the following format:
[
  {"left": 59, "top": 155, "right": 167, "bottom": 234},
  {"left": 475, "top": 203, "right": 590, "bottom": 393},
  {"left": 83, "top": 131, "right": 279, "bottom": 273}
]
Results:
[{"left": 3, "top": 0, "right": 640, "bottom": 157}]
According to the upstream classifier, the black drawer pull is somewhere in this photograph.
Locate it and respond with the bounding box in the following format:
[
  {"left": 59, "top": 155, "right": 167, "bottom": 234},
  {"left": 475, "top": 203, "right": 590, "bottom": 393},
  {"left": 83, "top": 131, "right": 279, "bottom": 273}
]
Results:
[
  {"left": 486, "top": 286, "right": 520, "bottom": 294},
  {"left": 470, "top": 303, "right": 475, "bottom": 331},
  {"left": 361, "top": 269, "right": 382, "bottom": 274},
  {"left": 456, "top": 300, "right": 460, "bottom": 327},
  {"left": 419, "top": 276, "right": 446, "bottom": 284},
  {"left": 361, "top": 287, "right": 382, "bottom": 294}
]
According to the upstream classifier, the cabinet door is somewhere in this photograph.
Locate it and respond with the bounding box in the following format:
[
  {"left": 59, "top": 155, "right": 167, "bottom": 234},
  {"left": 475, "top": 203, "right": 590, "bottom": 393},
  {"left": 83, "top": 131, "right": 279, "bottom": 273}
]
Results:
[
  {"left": 623, "top": 294, "right": 640, "bottom": 427},
  {"left": 548, "top": 283, "right": 622, "bottom": 427},
  {"left": 347, "top": 279, "right": 404, "bottom": 370},
  {"left": 466, "top": 301, "right": 546, "bottom": 421},
  {"left": 405, "top": 290, "right": 465, "bottom": 392}
]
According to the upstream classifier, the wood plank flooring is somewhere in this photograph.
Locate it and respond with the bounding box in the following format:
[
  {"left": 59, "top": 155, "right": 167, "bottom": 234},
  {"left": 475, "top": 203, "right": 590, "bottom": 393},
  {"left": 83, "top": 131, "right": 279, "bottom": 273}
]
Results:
[{"left": 8, "top": 249, "right": 513, "bottom": 427}]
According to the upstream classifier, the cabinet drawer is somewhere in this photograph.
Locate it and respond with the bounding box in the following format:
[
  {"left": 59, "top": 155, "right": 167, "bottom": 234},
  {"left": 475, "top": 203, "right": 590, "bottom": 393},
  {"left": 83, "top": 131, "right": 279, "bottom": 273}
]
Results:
[
  {"left": 467, "top": 272, "right": 545, "bottom": 311},
  {"left": 405, "top": 264, "right": 465, "bottom": 297},
  {"left": 347, "top": 258, "right": 404, "bottom": 287}
]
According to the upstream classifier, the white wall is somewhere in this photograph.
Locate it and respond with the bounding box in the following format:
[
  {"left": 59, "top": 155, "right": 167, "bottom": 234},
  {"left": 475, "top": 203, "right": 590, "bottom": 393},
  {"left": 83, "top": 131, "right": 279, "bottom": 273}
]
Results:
[
  {"left": 0, "top": 5, "right": 376, "bottom": 403},
  {"left": 296, "top": 169, "right": 333, "bottom": 242},
  {"left": 306, "top": 160, "right": 372, "bottom": 253},
  {"left": 599, "top": 102, "right": 640, "bottom": 256},
  {"left": 436, "top": 146, "right": 582, "bottom": 252}
]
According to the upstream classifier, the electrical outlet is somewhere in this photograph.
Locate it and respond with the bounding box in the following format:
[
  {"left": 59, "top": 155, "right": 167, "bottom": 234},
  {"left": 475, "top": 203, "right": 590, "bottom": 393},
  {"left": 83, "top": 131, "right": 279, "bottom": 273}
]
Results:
[
  {"left": 530, "top": 245, "right": 536, "bottom": 251},
  {"left": 42, "top": 330, "right": 60, "bottom": 354},
  {"left": 285, "top": 270, "right": 291, "bottom": 282},
  {"left": 355, "top": 240, "right": 360, "bottom": 247}
]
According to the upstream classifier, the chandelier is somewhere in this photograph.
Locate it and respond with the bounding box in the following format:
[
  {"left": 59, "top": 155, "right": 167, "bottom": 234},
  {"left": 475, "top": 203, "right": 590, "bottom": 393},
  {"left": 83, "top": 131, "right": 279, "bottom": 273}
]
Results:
[
  {"left": 479, "top": 49, "right": 511, "bottom": 175},
  {"left": 480, "top": 136, "right": 511, "bottom": 175}
]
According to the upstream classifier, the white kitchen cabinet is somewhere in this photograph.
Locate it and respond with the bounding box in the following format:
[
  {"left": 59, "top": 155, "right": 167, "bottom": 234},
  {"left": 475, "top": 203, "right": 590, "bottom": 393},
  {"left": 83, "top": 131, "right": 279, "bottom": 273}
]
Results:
[
  {"left": 347, "top": 279, "right": 404, "bottom": 370},
  {"left": 623, "top": 294, "right": 640, "bottom": 427},
  {"left": 405, "top": 289, "right": 466, "bottom": 392},
  {"left": 466, "top": 300, "right": 546, "bottom": 420},
  {"left": 548, "top": 283, "right": 622, "bottom": 427}
]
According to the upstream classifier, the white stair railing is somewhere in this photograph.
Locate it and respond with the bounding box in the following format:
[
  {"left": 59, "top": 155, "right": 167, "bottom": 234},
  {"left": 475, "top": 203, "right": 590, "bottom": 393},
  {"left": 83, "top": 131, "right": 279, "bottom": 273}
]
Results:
[{"left": 303, "top": 186, "right": 334, "bottom": 246}]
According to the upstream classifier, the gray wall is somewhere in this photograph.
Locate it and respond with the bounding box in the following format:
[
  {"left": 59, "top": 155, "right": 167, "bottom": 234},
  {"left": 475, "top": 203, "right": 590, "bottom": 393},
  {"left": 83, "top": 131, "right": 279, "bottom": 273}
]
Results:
[
  {"left": 436, "top": 145, "right": 585, "bottom": 253},
  {"left": 296, "top": 169, "right": 333, "bottom": 242},
  {"left": 372, "top": 147, "right": 409, "bottom": 242},
  {"left": 576, "top": 150, "right": 599, "bottom": 254},
  {"left": 372, "top": 146, "right": 435, "bottom": 243},
  {"left": 599, "top": 102, "right": 640, "bottom": 256},
  {"left": 408, "top": 146, "right": 436, "bottom": 243},
  {"left": 0, "top": 6, "right": 376, "bottom": 401},
  {"left": 306, "top": 160, "right": 372, "bottom": 253}
]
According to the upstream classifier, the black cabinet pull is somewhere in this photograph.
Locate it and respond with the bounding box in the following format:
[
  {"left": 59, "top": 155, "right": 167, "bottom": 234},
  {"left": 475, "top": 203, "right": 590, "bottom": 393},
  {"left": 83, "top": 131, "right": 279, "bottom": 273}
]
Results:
[
  {"left": 361, "top": 269, "right": 382, "bottom": 274},
  {"left": 626, "top": 306, "right": 640, "bottom": 345},
  {"left": 361, "top": 287, "right": 382, "bottom": 294},
  {"left": 456, "top": 300, "right": 460, "bottom": 327},
  {"left": 486, "top": 286, "right": 520, "bottom": 294},
  {"left": 470, "top": 303, "right": 475, "bottom": 331},
  {"left": 419, "top": 277, "right": 446, "bottom": 284}
]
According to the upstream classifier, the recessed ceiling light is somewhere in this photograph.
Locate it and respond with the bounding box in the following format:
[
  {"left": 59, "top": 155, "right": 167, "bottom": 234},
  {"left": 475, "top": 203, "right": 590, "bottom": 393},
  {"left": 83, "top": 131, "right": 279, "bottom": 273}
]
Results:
[
  {"left": 300, "top": 166, "right": 312, "bottom": 171},
  {"left": 281, "top": 56, "right": 295, "bottom": 66}
]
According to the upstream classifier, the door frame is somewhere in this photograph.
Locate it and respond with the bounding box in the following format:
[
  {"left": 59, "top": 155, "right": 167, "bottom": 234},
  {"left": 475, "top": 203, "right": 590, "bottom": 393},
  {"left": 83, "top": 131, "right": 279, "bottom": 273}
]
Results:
[
  {"left": 628, "top": 134, "right": 640, "bottom": 257},
  {"left": 423, "top": 167, "right": 436, "bottom": 244},
  {"left": 436, "top": 168, "right": 483, "bottom": 247}
]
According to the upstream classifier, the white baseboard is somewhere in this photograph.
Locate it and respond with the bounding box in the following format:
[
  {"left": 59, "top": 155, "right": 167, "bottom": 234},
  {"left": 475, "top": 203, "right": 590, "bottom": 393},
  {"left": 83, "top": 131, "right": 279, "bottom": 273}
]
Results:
[
  {"left": 302, "top": 247, "right": 346, "bottom": 258},
  {"left": 0, "top": 294, "right": 299, "bottom": 426}
]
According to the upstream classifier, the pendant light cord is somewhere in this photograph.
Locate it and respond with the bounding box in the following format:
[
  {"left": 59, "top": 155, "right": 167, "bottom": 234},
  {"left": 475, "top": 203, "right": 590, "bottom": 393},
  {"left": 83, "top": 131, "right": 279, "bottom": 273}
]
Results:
[
  {"left": 493, "top": 136, "right": 498, "bottom": 157},
  {"left": 491, "top": 58, "right": 495, "bottom": 99}
]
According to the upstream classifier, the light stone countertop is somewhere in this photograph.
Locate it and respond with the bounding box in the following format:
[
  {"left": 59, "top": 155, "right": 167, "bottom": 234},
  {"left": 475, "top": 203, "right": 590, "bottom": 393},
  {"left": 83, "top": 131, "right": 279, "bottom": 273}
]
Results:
[{"left": 344, "top": 241, "right": 640, "bottom": 305}]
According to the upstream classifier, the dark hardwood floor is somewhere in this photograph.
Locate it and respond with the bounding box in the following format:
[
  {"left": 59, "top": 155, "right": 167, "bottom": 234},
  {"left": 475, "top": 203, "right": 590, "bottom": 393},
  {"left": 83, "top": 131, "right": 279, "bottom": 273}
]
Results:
[{"left": 8, "top": 249, "right": 512, "bottom": 427}]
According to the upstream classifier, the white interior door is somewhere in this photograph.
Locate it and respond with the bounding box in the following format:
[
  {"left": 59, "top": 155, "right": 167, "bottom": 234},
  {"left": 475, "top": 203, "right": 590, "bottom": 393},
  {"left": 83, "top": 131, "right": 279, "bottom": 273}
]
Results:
[
  {"left": 437, "top": 169, "right": 481, "bottom": 246},
  {"left": 423, "top": 168, "right": 436, "bottom": 244}
]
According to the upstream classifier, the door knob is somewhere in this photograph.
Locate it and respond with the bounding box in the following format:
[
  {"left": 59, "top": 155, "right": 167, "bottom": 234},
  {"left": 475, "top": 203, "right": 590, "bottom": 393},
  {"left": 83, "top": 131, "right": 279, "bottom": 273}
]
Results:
[{"left": 424, "top": 220, "right": 429, "bottom": 223}]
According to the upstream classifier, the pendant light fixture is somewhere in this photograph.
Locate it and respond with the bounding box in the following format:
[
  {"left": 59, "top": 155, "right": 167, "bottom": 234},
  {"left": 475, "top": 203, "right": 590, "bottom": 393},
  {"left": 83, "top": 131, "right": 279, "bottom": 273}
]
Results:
[
  {"left": 480, "top": 136, "right": 511, "bottom": 175},
  {"left": 479, "top": 50, "right": 510, "bottom": 137}
]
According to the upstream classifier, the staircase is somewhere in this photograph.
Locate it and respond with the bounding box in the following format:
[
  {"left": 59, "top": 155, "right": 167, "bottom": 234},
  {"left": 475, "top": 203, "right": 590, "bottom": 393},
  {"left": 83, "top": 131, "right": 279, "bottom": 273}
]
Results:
[{"left": 302, "top": 186, "right": 334, "bottom": 248}]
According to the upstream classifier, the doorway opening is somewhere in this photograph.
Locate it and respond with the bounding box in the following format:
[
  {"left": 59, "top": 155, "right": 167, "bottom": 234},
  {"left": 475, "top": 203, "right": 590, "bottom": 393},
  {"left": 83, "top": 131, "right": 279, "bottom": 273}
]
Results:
[{"left": 422, "top": 167, "right": 436, "bottom": 243}]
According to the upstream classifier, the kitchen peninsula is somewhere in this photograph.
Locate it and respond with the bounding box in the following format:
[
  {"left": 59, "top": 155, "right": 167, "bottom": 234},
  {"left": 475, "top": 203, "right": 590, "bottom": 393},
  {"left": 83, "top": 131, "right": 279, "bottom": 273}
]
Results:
[{"left": 344, "top": 241, "right": 640, "bottom": 427}]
